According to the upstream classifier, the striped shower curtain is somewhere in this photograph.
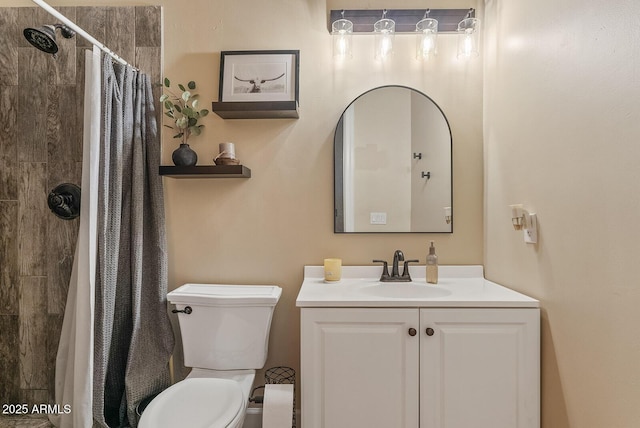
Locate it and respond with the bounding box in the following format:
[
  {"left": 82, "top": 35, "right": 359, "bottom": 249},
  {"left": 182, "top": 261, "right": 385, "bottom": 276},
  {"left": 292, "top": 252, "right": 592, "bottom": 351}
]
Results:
[{"left": 51, "top": 47, "right": 174, "bottom": 428}]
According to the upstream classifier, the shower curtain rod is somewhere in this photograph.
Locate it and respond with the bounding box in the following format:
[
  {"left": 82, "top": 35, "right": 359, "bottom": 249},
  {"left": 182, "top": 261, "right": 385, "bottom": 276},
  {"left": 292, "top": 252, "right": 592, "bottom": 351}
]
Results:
[{"left": 31, "top": 0, "right": 135, "bottom": 69}]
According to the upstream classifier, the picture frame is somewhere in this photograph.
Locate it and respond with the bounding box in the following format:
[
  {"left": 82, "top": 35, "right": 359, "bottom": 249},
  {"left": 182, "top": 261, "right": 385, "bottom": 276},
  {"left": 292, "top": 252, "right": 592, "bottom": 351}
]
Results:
[{"left": 218, "top": 50, "right": 299, "bottom": 103}]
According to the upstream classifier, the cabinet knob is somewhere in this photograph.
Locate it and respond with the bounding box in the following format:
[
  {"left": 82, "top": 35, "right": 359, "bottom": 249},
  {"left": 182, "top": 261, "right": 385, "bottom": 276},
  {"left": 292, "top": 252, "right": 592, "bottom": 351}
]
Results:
[
  {"left": 408, "top": 328, "right": 417, "bottom": 336},
  {"left": 425, "top": 327, "right": 435, "bottom": 336}
]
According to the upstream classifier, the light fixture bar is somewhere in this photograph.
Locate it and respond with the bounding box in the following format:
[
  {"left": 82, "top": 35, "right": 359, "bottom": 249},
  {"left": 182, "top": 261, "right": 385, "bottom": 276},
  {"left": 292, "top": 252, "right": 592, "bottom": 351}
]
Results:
[{"left": 328, "top": 9, "right": 474, "bottom": 33}]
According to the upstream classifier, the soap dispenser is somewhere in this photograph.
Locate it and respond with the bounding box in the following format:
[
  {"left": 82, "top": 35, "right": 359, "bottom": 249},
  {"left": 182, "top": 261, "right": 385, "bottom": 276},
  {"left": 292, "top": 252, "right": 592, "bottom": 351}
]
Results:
[{"left": 426, "top": 241, "right": 438, "bottom": 284}]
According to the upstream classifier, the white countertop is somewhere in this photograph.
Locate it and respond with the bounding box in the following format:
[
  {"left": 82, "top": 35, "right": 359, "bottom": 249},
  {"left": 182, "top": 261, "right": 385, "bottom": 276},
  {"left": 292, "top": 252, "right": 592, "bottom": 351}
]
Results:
[{"left": 296, "top": 265, "right": 539, "bottom": 308}]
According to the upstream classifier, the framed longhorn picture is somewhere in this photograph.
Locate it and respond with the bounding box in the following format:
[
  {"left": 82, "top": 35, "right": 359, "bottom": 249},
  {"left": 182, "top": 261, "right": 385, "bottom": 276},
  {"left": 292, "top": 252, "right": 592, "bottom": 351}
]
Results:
[{"left": 218, "top": 50, "right": 299, "bottom": 103}]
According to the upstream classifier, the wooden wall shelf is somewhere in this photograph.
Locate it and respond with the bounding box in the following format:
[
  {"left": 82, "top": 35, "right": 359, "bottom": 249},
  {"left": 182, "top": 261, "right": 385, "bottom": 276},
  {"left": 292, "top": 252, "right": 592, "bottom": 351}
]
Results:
[
  {"left": 211, "top": 101, "right": 299, "bottom": 119},
  {"left": 159, "top": 165, "right": 251, "bottom": 178}
]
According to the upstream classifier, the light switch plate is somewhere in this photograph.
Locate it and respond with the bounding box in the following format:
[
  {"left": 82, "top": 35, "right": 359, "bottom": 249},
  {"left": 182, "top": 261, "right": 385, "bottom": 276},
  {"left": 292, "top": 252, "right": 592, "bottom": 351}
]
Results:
[{"left": 370, "top": 212, "right": 387, "bottom": 225}]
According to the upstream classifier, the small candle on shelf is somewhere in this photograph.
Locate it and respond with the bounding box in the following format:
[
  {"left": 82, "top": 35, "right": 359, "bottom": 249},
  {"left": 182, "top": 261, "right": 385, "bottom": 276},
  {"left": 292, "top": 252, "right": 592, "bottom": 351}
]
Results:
[{"left": 324, "top": 258, "right": 342, "bottom": 282}]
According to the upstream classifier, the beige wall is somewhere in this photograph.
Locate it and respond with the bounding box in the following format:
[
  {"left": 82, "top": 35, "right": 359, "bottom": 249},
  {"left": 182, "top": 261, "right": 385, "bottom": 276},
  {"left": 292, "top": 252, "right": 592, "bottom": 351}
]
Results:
[
  {"left": 2, "top": 0, "right": 484, "bottom": 408},
  {"left": 484, "top": 0, "right": 640, "bottom": 427},
  {"left": 7, "top": 0, "right": 640, "bottom": 425},
  {"left": 158, "top": 0, "right": 483, "bottom": 385}
]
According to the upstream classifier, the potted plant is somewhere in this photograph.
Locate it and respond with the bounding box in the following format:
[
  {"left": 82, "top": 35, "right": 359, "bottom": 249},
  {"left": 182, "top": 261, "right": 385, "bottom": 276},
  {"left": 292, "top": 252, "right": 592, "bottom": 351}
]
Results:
[{"left": 160, "top": 78, "right": 209, "bottom": 166}]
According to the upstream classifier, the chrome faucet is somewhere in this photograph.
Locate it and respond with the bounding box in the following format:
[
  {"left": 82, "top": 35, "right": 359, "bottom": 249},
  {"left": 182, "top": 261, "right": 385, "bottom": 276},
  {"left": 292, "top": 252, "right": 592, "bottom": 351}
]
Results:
[{"left": 373, "top": 250, "right": 419, "bottom": 282}]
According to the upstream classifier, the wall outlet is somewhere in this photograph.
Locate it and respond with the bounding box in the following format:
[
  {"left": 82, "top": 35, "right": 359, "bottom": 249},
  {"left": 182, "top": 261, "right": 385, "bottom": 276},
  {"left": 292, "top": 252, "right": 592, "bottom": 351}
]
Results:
[
  {"left": 523, "top": 213, "right": 538, "bottom": 244},
  {"left": 370, "top": 212, "right": 387, "bottom": 225}
]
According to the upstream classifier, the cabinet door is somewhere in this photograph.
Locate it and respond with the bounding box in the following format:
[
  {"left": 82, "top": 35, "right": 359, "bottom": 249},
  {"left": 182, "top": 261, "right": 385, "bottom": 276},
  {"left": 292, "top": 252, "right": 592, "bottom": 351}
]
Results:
[
  {"left": 420, "top": 308, "right": 540, "bottom": 428},
  {"left": 301, "top": 308, "right": 419, "bottom": 428}
]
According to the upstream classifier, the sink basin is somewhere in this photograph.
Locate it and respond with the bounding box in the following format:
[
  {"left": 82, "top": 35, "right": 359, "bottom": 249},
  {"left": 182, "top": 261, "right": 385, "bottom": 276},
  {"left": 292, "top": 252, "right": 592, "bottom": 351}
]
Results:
[{"left": 361, "top": 283, "right": 452, "bottom": 299}]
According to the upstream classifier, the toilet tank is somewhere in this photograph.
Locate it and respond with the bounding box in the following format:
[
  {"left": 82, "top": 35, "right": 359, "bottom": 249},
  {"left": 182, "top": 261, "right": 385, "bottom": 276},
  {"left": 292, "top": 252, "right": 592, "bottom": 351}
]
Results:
[{"left": 168, "top": 284, "right": 282, "bottom": 370}]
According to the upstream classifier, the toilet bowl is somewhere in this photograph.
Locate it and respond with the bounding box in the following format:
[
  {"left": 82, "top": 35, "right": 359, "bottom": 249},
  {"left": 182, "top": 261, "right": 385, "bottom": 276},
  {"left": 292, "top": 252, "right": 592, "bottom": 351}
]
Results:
[
  {"left": 140, "top": 378, "right": 244, "bottom": 428},
  {"left": 139, "top": 283, "right": 282, "bottom": 428}
]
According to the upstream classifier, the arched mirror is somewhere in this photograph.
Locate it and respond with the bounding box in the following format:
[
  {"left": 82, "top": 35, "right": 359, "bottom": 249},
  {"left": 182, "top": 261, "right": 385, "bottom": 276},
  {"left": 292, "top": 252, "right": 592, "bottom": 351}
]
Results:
[{"left": 334, "top": 86, "right": 452, "bottom": 233}]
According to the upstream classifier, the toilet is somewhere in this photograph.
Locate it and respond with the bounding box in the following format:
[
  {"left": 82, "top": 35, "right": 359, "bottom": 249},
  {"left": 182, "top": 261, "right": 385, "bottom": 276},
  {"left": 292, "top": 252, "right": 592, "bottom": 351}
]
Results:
[{"left": 139, "top": 283, "right": 282, "bottom": 428}]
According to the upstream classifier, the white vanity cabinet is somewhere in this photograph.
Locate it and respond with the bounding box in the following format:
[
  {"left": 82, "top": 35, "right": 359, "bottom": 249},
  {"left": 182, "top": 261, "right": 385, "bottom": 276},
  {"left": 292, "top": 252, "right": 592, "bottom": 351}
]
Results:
[
  {"left": 296, "top": 266, "right": 541, "bottom": 428},
  {"left": 301, "top": 308, "right": 420, "bottom": 428},
  {"left": 419, "top": 308, "right": 539, "bottom": 428},
  {"left": 300, "top": 307, "right": 539, "bottom": 428}
]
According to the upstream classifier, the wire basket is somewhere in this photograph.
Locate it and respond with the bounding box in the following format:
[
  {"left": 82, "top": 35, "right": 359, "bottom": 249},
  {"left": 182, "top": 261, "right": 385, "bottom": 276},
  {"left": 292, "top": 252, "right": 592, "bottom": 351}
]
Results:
[{"left": 264, "top": 366, "right": 296, "bottom": 428}]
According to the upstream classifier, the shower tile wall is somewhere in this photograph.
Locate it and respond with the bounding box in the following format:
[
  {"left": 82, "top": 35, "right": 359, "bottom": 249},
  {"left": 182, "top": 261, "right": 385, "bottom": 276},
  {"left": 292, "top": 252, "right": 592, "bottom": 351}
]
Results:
[{"left": 0, "top": 6, "right": 161, "bottom": 407}]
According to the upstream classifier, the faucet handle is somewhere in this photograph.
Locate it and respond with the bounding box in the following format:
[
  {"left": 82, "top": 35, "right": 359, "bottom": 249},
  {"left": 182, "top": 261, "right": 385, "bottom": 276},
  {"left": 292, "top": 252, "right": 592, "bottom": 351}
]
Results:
[
  {"left": 401, "top": 259, "right": 420, "bottom": 280},
  {"left": 372, "top": 259, "right": 391, "bottom": 281}
]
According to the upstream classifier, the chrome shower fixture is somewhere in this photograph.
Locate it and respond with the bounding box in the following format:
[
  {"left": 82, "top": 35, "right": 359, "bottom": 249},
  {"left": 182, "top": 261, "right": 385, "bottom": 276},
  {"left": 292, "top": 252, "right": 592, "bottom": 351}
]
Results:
[{"left": 23, "top": 24, "right": 76, "bottom": 56}]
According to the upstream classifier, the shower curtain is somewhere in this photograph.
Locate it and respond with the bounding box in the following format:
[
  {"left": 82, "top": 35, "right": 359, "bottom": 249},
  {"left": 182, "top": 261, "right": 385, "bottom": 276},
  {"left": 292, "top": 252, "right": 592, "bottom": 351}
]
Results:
[
  {"left": 51, "top": 47, "right": 174, "bottom": 428},
  {"left": 50, "top": 46, "right": 101, "bottom": 428}
]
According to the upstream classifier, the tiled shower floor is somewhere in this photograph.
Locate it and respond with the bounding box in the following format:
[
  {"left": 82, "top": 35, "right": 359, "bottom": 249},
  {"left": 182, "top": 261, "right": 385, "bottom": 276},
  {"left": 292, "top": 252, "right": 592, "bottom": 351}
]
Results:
[{"left": 0, "top": 415, "right": 54, "bottom": 428}]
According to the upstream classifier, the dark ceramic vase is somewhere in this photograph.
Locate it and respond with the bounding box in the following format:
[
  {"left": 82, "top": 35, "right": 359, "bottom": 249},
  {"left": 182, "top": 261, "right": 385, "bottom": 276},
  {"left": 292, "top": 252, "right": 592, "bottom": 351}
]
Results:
[{"left": 172, "top": 143, "right": 197, "bottom": 166}]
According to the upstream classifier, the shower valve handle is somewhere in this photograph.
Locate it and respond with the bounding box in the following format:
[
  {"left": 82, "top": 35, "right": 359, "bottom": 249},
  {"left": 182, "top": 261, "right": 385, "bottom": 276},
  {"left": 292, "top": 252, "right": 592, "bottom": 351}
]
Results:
[{"left": 171, "top": 306, "right": 192, "bottom": 315}]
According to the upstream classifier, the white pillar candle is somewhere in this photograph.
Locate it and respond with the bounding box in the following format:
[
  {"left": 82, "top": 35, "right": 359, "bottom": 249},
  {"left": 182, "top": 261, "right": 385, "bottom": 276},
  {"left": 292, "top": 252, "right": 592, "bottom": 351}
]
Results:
[{"left": 218, "top": 142, "right": 236, "bottom": 158}]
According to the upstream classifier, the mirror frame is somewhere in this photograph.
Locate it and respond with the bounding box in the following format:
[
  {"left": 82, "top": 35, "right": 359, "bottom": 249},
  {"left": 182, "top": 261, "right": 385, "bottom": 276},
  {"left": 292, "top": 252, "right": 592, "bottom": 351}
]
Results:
[{"left": 334, "top": 85, "right": 453, "bottom": 233}]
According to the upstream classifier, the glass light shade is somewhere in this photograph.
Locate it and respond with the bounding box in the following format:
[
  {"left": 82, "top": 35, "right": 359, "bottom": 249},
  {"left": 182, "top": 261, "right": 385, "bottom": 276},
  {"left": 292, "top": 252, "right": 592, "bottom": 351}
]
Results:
[
  {"left": 457, "top": 17, "right": 481, "bottom": 59},
  {"left": 416, "top": 18, "right": 438, "bottom": 60},
  {"left": 374, "top": 18, "right": 395, "bottom": 60},
  {"left": 332, "top": 19, "right": 353, "bottom": 59}
]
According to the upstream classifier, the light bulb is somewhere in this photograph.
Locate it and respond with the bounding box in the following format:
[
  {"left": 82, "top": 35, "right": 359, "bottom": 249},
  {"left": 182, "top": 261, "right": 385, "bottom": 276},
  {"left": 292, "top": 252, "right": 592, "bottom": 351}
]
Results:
[
  {"left": 416, "top": 17, "right": 438, "bottom": 60},
  {"left": 332, "top": 18, "right": 353, "bottom": 59},
  {"left": 457, "top": 17, "right": 480, "bottom": 59},
  {"left": 374, "top": 18, "right": 395, "bottom": 60}
]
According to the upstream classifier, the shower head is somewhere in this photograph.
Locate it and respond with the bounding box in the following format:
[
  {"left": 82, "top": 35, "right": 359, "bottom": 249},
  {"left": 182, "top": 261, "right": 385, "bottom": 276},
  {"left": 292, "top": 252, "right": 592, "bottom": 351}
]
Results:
[{"left": 23, "top": 24, "right": 75, "bottom": 55}]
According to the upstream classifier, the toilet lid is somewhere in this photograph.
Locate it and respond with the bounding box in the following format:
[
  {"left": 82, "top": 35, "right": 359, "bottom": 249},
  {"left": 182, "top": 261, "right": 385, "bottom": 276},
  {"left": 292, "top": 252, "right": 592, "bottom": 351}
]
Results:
[{"left": 139, "top": 378, "right": 244, "bottom": 428}]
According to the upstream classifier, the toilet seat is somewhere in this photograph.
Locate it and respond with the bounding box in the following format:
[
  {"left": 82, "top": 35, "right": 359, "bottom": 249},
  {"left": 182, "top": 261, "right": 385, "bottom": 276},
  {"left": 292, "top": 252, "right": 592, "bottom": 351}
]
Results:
[{"left": 138, "top": 378, "right": 245, "bottom": 428}]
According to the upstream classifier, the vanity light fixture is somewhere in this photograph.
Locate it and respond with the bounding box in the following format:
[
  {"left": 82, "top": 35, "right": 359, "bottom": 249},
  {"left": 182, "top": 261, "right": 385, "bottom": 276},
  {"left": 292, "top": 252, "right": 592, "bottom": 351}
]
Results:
[
  {"left": 457, "top": 8, "right": 481, "bottom": 59},
  {"left": 416, "top": 9, "right": 438, "bottom": 60},
  {"left": 332, "top": 10, "right": 353, "bottom": 59},
  {"left": 328, "top": 9, "right": 476, "bottom": 61},
  {"left": 374, "top": 10, "right": 395, "bottom": 60},
  {"left": 444, "top": 207, "right": 452, "bottom": 224},
  {"left": 509, "top": 204, "right": 538, "bottom": 244}
]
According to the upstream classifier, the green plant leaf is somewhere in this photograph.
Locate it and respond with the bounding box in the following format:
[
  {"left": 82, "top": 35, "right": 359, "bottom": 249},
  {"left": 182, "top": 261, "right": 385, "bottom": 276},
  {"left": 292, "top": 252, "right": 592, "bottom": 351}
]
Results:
[
  {"left": 162, "top": 78, "right": 207, "bottom": 143},
  {"left": 176, "top": 117, "right": 188, "bottom": 129}
]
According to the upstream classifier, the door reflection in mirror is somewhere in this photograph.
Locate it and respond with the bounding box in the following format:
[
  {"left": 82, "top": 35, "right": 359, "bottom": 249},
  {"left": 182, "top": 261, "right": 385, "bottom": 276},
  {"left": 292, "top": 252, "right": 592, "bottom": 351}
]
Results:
[{"left": 334, "top": 86, "right": 452, "bottom": 233}]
